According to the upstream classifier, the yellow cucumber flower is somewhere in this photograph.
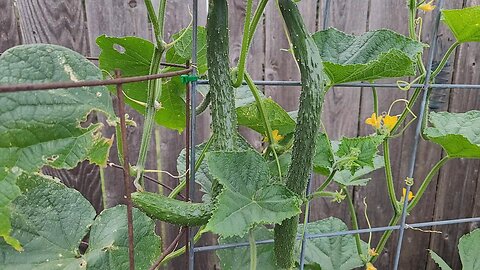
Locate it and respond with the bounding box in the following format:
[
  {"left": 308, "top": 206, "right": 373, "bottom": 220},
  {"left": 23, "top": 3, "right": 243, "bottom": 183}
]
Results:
[
  {"left": 402, "top": 188, "right": 415, "bottom": 202},
  {"left": 365, "top": 113, "right": 382, "bottom": 129},
  {"left": 418, "top": 1, "right": 436, "bottom": 12},
  {"left": 383, "top": 114, "right": 399, "bottom": 131},
  {"left": 366, "top": 262, "right": 377, "bottom": 270},
  {"left": 263, "top": 129, "right": 284, "bottom": 143}
]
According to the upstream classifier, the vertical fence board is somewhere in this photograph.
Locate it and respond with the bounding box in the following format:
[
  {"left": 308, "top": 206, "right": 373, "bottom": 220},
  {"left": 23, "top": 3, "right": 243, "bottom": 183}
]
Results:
[
  {"left": 313, "top": 0, "right": 368, "bottom": 227},
  {"left": 0, "top": 0, "right": 21, "bottom": 53},
  {"left": 85, "top": 0, "right": 158, "bottom": 213},
  {"left": 355, "top": 1, "right": 411, "bottom": 268},
  {"left": 427, "top": 1, "right": 480, "bottom": 269},
  {"left": 396, "top": 1, "right": 464, "bottom": 269}
]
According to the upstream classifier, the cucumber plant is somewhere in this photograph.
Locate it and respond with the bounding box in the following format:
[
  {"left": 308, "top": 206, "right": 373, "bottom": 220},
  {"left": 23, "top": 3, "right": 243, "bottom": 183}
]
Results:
[{"left": 0, "top": 1, "right": 479, "bottom": 270}]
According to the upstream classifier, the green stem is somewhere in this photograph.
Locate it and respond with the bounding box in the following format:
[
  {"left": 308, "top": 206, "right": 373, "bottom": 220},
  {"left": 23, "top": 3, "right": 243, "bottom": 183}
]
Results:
[
  {"left": 249, "top": 228, "right": 257, "bottom": 270},
  {"left": 157, "top": 0, "right": 167, "bottom": 39},
  {"left": 344, "top": 187, "right": 364, "bottom": 261},
  {"left": 383, "top": 141, "right": 400, "bottom": 213},
  {"left": 134, "top": 48, "right": 164, "bottom": 190},
  {"left": 100, "top": 167, "right": 108, "bottom": 209},
  {"left": 233, "top": 0, "right": 254, "bottom": 88},
  {"left": 144, "top": 0, "right": 163, "bottom": 47},
  {"left": 155, "top": 127, "right": 163, "bottom": 192},
  {"left": 247, "top": 0, "right": 268, "bottom": 46},
  {"left": 160, "top": 226, "right": 205, "bottom": 265},
  {"left": 371, "top": 213, "right": 400, "bottom": 262},
  {"left": 372, "top": 156, "right": 450, "bottom": 261},
  {"left": 372, "top": 86, "right": 378, "bottom": 116},
  {"left": 407, "top": 156, "right": 450, "bottom": 212},
  {"left": 167, "top": 135, "right": 215, "bottom": 199},
  {"left": 430, "top": 42, "right": 460, "bottom": 80},
  {"left": 244, "top": 72, "right": 282, "bottom": 177},
  {"left": 308, "top": 170, "right": 336, "bottom": 199}
]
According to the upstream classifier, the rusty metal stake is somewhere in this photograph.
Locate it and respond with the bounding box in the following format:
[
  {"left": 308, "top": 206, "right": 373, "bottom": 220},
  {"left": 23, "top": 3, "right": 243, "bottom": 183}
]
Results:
[{"left": 115, "top": 70, "right": 135, "bottom": 270}]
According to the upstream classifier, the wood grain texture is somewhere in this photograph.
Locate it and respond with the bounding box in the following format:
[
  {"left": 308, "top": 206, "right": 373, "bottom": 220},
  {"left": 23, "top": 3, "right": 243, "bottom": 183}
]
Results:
[
  {"left": 354, "top": 0, "right": 411, "bottom": 268},
  {"left": 313, "top": 0, "right": 368, "bottom": 226},
  {"left": 427, "top": 1, "right": 480, "bottom": 269},
  {"left": 0, "top": 0, "right": 21, "bottom": 53},
  {"left": 395, "top": 1, "right": 464, "bottom": 269},
  {"left": 16, "top": 0, "right": 89, "bottom": 54}
]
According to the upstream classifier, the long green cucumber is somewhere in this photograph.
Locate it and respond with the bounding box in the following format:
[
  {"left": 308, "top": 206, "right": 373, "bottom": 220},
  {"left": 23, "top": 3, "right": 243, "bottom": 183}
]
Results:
[
  {"left": 132, "top": 192, "right": 212, "bottom": 226},
  {"left": 132, "top": 0, "right": 237, "bottom": 228},
  {"left": 274, "top": 0, "right": 330, "bottom": 268},
  {"left": 207, "top": 0, "right": 237, "bottom": 151}
]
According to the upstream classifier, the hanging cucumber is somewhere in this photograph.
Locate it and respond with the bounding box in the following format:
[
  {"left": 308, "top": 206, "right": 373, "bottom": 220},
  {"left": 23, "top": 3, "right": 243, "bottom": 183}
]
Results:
[
  {"left": 207, "top": 0, "right": 238, "bottom": 151},
  {"left": 274, "top": 0, "right": 330, "bottom": 269},
  {"left": 132, "top": 0, "right": 239, "bottom": 227},
  {"left": 132, "top": 192, "right": 212, "bottom": 226}
]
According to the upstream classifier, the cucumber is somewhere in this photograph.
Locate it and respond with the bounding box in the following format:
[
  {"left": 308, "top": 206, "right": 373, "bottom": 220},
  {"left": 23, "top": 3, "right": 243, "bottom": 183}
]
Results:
[
  {"left": 274, "top": 0, "right": 330, "bottom": 268},
  {"left": 207, "top": 0, "right": 237, "bottom": 151},
  {"left": 132, "top": 192, "right": 212, "bottom": 226}
]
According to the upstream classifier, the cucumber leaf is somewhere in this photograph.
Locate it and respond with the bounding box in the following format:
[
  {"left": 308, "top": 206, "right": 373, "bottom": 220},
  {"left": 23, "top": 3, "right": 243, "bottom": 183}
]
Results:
[
  {"left": 424, "top": 111, "right": 480, "bottom": 158},
  {"left": 165, "top": 27, "right": 208, "bottom": 75},
  {"left": 217, "top": 226, "right": 277, "bottom": 270},
  {"left": 0, "top": 44, "right": 114, "bottom": 249},
  {"left": 0, "top": 175, "right": 161, "bottom": 269},
  {"left": 429, "top": 250, "right": 453, "bottom": 270},
  {"left": 333, "top": 155, "right": 384, "bottom": 186},
  {"left": 441, "top": 6, "right": 480, "bottom": 43},
  {"left": 205, "top": 150, "right": 302, "bottom": 237},
  {"left": 237, "top": 98, "right": 296, "bottom": 137},
  {"left": 313, "top": 133, "right": 335, "bottom": 176},
  {"left": 217, "top": 218, "right": 366, "bottom": 270},
  {"left": 296, "top": 217, "right": 367, "bottom": 270},
  {"left": 312, "top": 28, "right": 425, "bottom": 85},
  {"left": 336, "top": 135, "right": 383, "bottom": 173},
  {"left": 458, "top": 228, "right": 480, "bottom": 270}
]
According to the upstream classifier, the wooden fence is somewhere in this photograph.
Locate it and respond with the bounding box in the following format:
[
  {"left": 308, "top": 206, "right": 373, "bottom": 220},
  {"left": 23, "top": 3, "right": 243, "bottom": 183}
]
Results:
[{"left": 1, "top": 0, "right": 479, "bottom": 269}]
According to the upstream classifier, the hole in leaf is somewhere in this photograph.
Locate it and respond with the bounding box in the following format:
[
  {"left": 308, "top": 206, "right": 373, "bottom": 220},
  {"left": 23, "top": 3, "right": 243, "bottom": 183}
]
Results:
[{"left": 113, "top": 44, "right": 126, "bottom": 54}]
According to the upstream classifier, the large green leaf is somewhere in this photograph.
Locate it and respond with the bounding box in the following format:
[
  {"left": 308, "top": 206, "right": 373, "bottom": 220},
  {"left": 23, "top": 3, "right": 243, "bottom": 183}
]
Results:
[
  {"left": 205, "top": 151, "right": 302, "bottom": 237},
  {"left": 217, "top": 226, "right": 277, "bottom": 270},
  {"left": 442, "top": 6, "right": 480, "bottom": 43},
  {"left": 312, "top": 28, "right": 425, "bottom": 84},
  {"left": 0, "top": 44, "right": 114, "bottom": 248},
  {"left": 237, "top": 98, "right": 296, "bottom": 137},
  {"left": 96, "top": 35, "right": 188, "bottom": 131},
  {"left": 297, "top": 217, "right": 366, "bottom": 270},
  {"left": 424, "top": 111, "right": 480, "bottom": 158},
  {"left": 458, "top": 228, "right": 480, "bottom": 270},
  {"left": 429, "top": 250, "right": 453, "bottom": 270},
  {"left": 0, "top": 175, "right": 161, "bottom": 269}
]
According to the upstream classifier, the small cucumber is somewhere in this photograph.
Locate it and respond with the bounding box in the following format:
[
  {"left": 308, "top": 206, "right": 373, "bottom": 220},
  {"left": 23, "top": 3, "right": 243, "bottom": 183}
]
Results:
[{"left": 132, "top": 192, "right": 212, "bottom": 226}]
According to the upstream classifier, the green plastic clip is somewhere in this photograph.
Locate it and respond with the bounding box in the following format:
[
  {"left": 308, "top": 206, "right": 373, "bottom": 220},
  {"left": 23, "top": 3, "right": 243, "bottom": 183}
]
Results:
[{"left": 180, "top": 75, "right": 198, "bottom": 84}]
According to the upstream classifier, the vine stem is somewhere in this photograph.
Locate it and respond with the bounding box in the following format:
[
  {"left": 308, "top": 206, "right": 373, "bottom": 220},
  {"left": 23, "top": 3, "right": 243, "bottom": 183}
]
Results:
[
  {"left": 160, "top": 225, "right": 206, "bottom": 265},
  {"left": 249, "top": 228, "right": 257, "bottom": 270},
  {"left": 383, "top": 141, "right": 400, "bottom": 213},
  {"left": 430, "top": 42, "right": 460, "bottom": 80},
  {"left": 372, "top": 86, "right": 378, "bottom": 116},
  {"left": 307, "top": 170, "right": 336, "bottom": 200},
  {"left": 244, "top": 72, "right": 282, "bottom": 178},
  {"left": 144, "top": 0, "right": 164, "bottom": 47},
  {"left": 344, "top": 187, "right": 364, "bottom": 262},
  {"left": 233, "top": 0, "right": 254, "bottom": 87},
  {"left": 407, "top": 156, "right": 450, "bottom": 211},
  {"left": 372, "top": 156, "right": 451, "bottom": 261},
  {"left": 167, "top": 135, "right": 215, "bottom": 199}
]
